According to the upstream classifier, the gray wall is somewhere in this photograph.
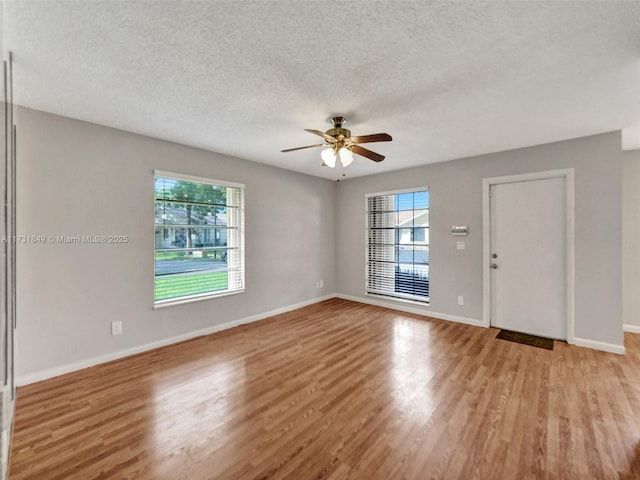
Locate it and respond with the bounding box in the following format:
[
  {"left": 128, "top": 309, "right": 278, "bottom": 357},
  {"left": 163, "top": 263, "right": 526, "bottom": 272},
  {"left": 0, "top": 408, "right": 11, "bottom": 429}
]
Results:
[
  {"left": 15, "top": 107, "right": 336, "bottom": 378},
  {"left": 336, "top": 132, "right": 626, "bottom": 347},
  {"left": 623, "top": 152, "right": 640, "bottom": 328},
  {"left": 14, "top": 106, "right": 637, "bottom": 378}
]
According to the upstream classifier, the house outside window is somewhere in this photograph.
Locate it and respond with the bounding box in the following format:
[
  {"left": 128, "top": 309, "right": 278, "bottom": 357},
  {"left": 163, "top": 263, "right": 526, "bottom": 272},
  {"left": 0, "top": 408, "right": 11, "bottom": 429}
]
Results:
[
  {"left": 366, "top": 188, "right": 429, "bottom": 303},
  {"left": 154, "top": 171, "right": 245, "bottom": 305}
]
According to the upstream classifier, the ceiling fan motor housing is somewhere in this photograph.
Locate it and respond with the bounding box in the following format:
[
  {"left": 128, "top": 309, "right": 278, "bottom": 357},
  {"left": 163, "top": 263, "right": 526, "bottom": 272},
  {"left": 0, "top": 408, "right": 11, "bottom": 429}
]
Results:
[
  {"left": 327, "top": 116, "right": 351, "bottom": 146},
  {"left": 326, "top": 127, "right": 351, "bottom": 141}
]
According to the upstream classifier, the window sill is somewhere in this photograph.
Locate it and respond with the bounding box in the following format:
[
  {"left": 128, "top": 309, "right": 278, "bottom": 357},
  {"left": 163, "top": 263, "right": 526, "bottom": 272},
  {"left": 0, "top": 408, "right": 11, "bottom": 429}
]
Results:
[
  {"left": 154, "top": 288, "right": 244, "bottom": 309},
  {"left": 366, "top": 292, "right": 430, "bottom": 308}
]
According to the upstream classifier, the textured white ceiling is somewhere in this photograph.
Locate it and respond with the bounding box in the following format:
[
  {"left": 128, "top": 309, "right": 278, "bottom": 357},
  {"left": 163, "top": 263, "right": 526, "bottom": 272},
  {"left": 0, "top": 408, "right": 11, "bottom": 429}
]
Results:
[{"left": 3, "top": 1, "right": 640, "bottom": 180}]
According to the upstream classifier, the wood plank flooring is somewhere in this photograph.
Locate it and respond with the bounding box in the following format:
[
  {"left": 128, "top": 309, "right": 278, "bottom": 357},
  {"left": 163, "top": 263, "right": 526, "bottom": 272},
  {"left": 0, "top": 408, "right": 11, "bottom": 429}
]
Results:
[{"left": 8, "top": 298, "right": 640, "bottom": 479}]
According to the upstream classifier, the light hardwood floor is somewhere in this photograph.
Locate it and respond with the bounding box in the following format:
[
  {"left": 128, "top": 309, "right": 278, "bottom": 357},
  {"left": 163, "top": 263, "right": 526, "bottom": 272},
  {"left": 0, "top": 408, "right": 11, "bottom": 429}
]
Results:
[{"left": 9, "top": 298, "right": 640, "bottom": 479}]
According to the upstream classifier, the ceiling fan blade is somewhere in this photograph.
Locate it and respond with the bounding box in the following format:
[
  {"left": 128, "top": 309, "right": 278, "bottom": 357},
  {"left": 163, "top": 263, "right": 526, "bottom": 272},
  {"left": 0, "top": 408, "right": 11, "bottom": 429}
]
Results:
[
  {"left": 281, "top": 143, "right": 324, "bottom": 153},
  {"left": 350, "top": 133, "right": 392, "bottom": 144},
  {"left": 304, "top": 129, "right": 337, "bottom": 143},
  {"left": 350, "top": 144, "right": 385, "bottom": 162}
]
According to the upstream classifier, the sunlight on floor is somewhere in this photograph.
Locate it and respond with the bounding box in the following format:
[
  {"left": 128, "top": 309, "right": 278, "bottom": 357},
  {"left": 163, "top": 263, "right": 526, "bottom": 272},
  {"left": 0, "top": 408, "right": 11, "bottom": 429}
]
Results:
[
  {"left": 151, "top": 358, "right": 243, "bottom": 477},
  {"left": 391, "top": 318, "right": 435, "bottom": 419}
]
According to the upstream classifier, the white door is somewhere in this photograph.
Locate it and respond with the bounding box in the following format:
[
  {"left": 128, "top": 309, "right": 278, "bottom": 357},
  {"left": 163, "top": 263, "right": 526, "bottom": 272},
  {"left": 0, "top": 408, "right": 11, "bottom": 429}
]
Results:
[{"left": 490, "top": 176, "right": 566, "bottom": 339}]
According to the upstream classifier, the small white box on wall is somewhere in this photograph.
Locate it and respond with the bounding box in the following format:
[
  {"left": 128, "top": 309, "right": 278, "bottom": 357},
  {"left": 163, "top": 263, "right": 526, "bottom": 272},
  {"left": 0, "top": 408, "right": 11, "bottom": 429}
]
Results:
[{"left": 451, "top": 225, "right": 468, "bottom": 236}]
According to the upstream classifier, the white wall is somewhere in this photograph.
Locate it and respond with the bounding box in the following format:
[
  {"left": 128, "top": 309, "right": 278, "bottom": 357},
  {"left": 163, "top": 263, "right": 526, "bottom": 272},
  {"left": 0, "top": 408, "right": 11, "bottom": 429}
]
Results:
[
  {"left": 15, "top": 107, "right": 336, "bottom": 380},
  {"left": 622, "top": 152, "right": 640, "bottom": 331},
  {"left": 336, "top": 132, "right": 627, "bottom": 349}
]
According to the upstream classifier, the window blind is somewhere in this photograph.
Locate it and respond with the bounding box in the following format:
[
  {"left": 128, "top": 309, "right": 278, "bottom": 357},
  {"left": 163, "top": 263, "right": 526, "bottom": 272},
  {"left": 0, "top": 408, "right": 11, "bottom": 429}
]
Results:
[
  {"left": 366, "top": 189, "right": 429, "bottom": 303},
  {"left": 154, "top": 172, "right": 244, "bottom": 304}
]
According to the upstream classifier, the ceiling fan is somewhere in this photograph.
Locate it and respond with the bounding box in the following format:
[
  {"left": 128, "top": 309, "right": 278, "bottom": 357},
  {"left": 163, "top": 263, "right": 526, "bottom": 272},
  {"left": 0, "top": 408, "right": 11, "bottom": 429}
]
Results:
[{"left": 281, "top": 116, "right": 392, "bottom": 168}]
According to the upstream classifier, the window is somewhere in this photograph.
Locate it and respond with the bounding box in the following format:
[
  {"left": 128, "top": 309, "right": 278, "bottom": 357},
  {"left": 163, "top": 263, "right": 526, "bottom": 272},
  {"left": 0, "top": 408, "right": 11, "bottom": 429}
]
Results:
[
  {"left": 366, "top": 189, "right": 429, "bottom": 303},
  {"left": 154, "top": 171, "right": 244, "bottom": 305}
]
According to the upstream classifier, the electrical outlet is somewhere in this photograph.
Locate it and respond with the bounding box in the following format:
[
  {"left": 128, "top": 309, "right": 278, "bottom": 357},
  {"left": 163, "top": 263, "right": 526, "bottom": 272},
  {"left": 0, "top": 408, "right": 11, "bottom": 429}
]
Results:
[
  {"left": 319, "top": 279, "right": 324, "bottom": 288},
  {"left": 457, "top": 295, "right": 464, "bottom": 306},
  {"left": 111, "top": 321, "right": 123, "bottom": 336}
]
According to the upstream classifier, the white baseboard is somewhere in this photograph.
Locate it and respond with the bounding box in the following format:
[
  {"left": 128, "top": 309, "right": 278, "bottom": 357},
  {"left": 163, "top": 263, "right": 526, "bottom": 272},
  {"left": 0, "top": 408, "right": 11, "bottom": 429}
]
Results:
[
  {"left": 16, "top": 293, "right": 338, "bottom": 386},
  {"left": 337, "top": 295, "right": 629, "bottom": 355},
  {"left": 18, "top": 292, "right": 629, "bottom": 386},
  {"left": 1, "top": 429, "right": 7, "bottom": 480},
  {"left": 335, "top": 293, "right": 485, "bottom": 328},
  {"left": 572, "top": 337, "right": 625, "bottom": 355},
  {"left": 623, "top": 324, "right": 640, "bottom": 334},
  {"left": 1, "top": 386, "right": 13, "bottom": 480}
]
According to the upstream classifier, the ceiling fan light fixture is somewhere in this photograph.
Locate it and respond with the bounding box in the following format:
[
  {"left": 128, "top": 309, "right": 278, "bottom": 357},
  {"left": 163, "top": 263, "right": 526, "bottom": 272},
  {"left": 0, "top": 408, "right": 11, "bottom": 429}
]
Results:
[
  {"left": 321, "top": 147, "right": 337, "bottom": 168},
  {"left": 338, "top": 147, "right": 354, "bottom": 167}
]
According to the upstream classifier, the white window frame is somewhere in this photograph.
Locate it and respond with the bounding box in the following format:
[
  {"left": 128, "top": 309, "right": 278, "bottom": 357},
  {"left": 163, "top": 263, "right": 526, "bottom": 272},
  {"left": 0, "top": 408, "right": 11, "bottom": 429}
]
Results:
[
  {"left": 365, "top": 186, "right": 430, "bottom": 305},
  {"left": 153, "top": 170, "right": 245, "bottom": 308}
]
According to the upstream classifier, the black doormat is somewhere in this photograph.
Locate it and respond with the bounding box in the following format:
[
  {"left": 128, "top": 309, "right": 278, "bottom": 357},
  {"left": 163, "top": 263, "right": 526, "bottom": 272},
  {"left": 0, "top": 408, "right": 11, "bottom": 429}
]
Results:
[{"left": 496, "top": 329, "right": 554, "bottom": 350}]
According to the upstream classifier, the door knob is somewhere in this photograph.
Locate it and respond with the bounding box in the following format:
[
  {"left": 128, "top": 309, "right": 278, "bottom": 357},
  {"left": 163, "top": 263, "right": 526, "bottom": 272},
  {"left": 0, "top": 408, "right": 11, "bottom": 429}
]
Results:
[{"left": 491, "top": 263, "right": 499, "bottom": 269}]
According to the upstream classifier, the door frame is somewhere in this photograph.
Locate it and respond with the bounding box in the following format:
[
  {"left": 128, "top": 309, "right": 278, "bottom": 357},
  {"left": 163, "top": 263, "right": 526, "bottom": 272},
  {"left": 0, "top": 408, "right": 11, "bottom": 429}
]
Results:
[{"left": 481, "top": 169, "right": 575, "bottom": 344}]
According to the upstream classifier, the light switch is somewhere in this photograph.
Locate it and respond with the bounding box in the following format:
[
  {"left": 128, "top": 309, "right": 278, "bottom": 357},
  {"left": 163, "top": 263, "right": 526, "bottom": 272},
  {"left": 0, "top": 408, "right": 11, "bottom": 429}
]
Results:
[{"left": 456, "top": 241, "right": 465, "bottom": 250}]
